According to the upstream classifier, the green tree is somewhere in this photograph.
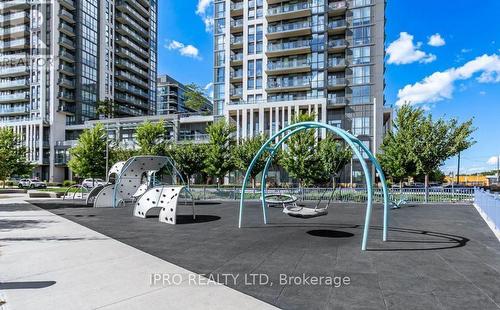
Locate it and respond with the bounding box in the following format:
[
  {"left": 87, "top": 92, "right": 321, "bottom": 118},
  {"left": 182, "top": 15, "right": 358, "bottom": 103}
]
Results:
[
  {"left": 318, "top": 135, "right": 352, "bottom": 188},
  {"left": 184, "top": 83, "right": 208, "bottom": 112},
  {"left": 415, "top": 113, "right": 475, "bottom": 200},
  {"left": 68, "top": 124, "right": 108, "bottom": 179},
  {"left": 379, "top": 105, "right": 421, "bottom": 186},
  {"left": 110, "top": 146, "right": 138, "bottom": 164},
  {"left": 169, "top": 143, "right": 207, "bottom": 186},
  {"left": 136, "top": 120, "right": 168, "bottom": 156},
  {"left": 0, "top": 128, "right": 32, "bottom": 187},
  {"left": 233, "top": 134, "right": 268, "bottom": 188},
  {"left": 204, "top": 119, "right": 235, "bottom": 185},
  {"left": 96, "top": 99, "right": 116, "bottom": 119},
  {"left": 279, "top": 112, "right": 321, "bottom": 187}
]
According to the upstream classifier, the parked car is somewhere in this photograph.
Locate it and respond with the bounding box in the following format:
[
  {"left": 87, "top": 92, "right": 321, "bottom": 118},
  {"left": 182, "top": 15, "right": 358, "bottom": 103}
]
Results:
[
  {"left": 82, "top": 178, "right": 106, "bottom": 189},
  {"left": 18, "top": 179, "right": 47, "bottom": 189}
]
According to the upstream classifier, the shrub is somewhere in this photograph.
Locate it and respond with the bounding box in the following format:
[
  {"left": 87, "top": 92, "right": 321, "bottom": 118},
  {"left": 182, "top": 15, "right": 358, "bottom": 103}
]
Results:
[{"left": 63, "top": 180, "right": 76, "bottom": 187}]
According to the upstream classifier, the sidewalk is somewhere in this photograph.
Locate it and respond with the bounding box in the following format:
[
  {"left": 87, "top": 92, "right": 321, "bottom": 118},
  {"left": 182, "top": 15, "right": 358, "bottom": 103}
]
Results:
[{"left": 0, "top": 199, "right": 277, "bottom": 310}]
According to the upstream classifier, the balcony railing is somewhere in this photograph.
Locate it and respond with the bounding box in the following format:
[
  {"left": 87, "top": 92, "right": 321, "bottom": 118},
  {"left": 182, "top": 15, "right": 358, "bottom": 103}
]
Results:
[
  {"left": 267, "top": 59, "right": 310, "bottom": 71},
  {"left": 230, "top": 36, "right": 243, "bottom": 45},
  {"left": 230, "top": 19, "right": 243, "bottom": 28},
  {"left": 328, "top": 19, "right": 347, "bottom": 28},
  {"left": 0, "top": 12, "right": 28, "bottom": 24},
  {"left": 0, "top": 92, "right": 29, "bottom": 102},
  {"left": 230, "top": 2, "right": 244, "bottom": 11},
  {"left": 268, "top": 20, "right": 310, "bottom": 34},
  {"left": 329, "top": 1, "right": 348, "bottom": 10},
  {"left": 0, "top": 38, "right": 27, "bottom": 49},
  {"left": 327, "top": 96, "right": 347, "bottom": 105},
  {"left": 0, "top": 66, "right": 28, "bottom": 75},
  {"left": 230, "top": 54, "right": 243, "bottom": 61},
  {"left": 328, "top": 58, "right": 346, "bottom": 67},
  {"left": 327, "top": 77, "right": 347, "bottom": 86},
  {"left": 230, "top": 71, "right": 243, "bottom": 79},
  {"left": 267, "top": 77, "right": 310, "bottom": 89},
  {"left": 268, "top": 2, "right": 310, "bottom": 16},
  {"left": 328, "top": 39, "right": 347, "bottom": 48},
  {"left": 230, "top": 88, "right": 243, "bottom": 96},
  {"left": 0, "top": 79, "right": 28, "bottom": 88},
  {"left": 0, "top": 25, "right": 28, "bottom": 36},
  {"left": 267, "top": 40, "right": 310, "bottom": 52},
  {"left": 350, "top": 0, "right": 372, "bottom": 8},
  {"left": 0, "top": 105, "right": 29, "bottom": 114}
]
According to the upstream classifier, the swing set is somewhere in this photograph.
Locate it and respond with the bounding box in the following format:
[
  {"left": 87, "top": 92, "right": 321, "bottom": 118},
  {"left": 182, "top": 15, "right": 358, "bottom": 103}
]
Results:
[{"left": 238, "top": 121, "right": 390, "bottom": 251}]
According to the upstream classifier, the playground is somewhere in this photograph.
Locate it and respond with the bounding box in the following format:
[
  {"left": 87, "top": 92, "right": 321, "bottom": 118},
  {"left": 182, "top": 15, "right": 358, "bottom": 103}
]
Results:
[{"left": 1, "top": 122, "right": 499, "bottom": 309}]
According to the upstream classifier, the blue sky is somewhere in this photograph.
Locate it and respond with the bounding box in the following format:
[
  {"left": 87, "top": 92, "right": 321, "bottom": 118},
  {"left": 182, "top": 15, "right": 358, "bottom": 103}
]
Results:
[{"left": 158, "top": 0, "right": 500, "bottom": 175}]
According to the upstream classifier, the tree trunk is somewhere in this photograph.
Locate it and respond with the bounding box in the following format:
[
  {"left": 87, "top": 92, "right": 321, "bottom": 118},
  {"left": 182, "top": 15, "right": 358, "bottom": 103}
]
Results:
[
  {"left": 424, "top": 174, "right": 429, "bottom": 203},
  {"left": 251, "top": 176, "right": 256, "bottom": 189},
  {"left": 332, "top": 176, "right": 337, "bottom": 190},
  {"left": 399, "top": 180, "right": 403, "bottom": 194}
]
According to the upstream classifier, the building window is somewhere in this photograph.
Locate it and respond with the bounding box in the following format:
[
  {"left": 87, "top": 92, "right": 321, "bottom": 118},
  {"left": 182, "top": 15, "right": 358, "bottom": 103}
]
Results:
[
  {"left": 352, "top": 66, "right": 371, "bottom": 85},
  {"left": 352, "top": 46, "right": 371, "bottom": 65},
  {"left": 352, "top": 117, "right": 370, "bottom": 136},
  {"left": 352, "top": 7, "right": 371, "bottom": 26},
  {"left": 352, "top": 26, "right": 371, "bottom": 45},
  {"left": 351, "top": 85, "right": 371, "bottom": 104}
]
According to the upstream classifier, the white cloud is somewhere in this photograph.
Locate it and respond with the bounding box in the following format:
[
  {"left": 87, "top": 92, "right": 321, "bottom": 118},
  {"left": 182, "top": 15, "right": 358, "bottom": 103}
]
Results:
[
  {"left": 165, "top": 40, "right": 201, "bottom": 59},
  {"left": 479, "top": 91, "right": 486, "bottom": 96},
  {"left": 196, "top": 0, "right": 214, "bottom": 32},
  {"left": 428, "top": 33, "right": 446, "bottom": 47},
  {"left": 487, "top": 156, "right": 499, "bottom": 165},
  {"left": 386, "top": 32, "right": 437, "bottom": 65},
  {"left": 396, "top": 54, "right": 500, "bottom": 106},
  {"left": 461, "top": 48, "right": 472, "bottom": 53}
]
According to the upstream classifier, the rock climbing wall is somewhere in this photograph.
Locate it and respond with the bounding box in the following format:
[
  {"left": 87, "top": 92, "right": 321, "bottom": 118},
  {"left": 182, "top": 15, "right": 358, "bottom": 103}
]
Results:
[{"left": 134, "top": 186, "right": 194, "bottom": 224}]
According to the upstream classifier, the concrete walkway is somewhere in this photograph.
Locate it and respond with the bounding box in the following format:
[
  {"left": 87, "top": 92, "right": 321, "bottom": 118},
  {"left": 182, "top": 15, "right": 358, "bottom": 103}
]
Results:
[{"left": 0, "top": 199, "right": 277, "bottom": 310}]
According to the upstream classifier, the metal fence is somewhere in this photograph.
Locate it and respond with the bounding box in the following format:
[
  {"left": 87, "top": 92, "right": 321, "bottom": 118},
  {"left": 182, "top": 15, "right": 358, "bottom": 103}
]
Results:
[
  {"left": 189, "top": 187, "right": 475, "bottom": 203},
  {"left": 474, "top": 188, "right": 500, "bottom": 233}
]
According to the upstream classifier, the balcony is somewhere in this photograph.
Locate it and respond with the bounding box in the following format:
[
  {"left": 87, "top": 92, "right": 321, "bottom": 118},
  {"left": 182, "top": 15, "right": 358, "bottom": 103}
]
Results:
[
  {"left": 266, "top": 59, "right": 311, "bottom": 75},
  {"left": 116, "top": 0, "right": 149, "bottom": 27},
  {"left": 230, "top": 70, "right": 243, "bottom": 82},
  {"left": 116, "top": 24, "right": 148, "bottom": 46},
  {"left": 327, "top": 77, "right": 347, "bottom": 90},
  {"left": 230, "top": 53, "right": 243, "bottom": 65},
  {"left": 59, "top": 50, "right": 76, "bottom": 63},
  {"left": 328, "top": 19, "right": 347, "bottom": 34},
  {"left": 115, "top": 81, "right": 149, "bottom": 99},
  {"left": 115, "top": 92, "right": 149, "bottom": 110},
  {"left": 328, "top": 39, "right": 348, "bottom": 52},
  {"left": 328, "top": 1, "right": 348, "bottom": 16},
  {"left": 230, "top": 87, "right": 243, "bottom": 98},
  {"left": 59, "top": 37, "right": 75, "bottom": 50},
  {"left": 0, "top": 12, "right": 29, "bottom": 26},
  {"left": 58, "top": 91, "right": 75, "bottom": 102},
  {"left": 58, "top": 77, "right": 76, "bottom": 89},
  {"left": 58, "top": 8, "right": 76, "bottom": 24},
  {"left": 267, "top": 2, "right": 311, "bottom": 22},
  {"left": 266, "top": 40, "right": 311, "bottom": 57},
  {"left": 0, "top": 25, "right": 29, "bottom": 40},
  {"left": 267, "top": 77, "right": 311, "bottom": 93},
  {"left": 230, "top": 2, "right": 243, "bottom": 16},
  {"left": 230, "top": 19, "right": 244, "bottom": 33},
  {"left": 57, "top": 103, "right": 76, "bottom": 115},
  {"left": 0, "top": 105, "right": 29, "bottom": 115},
  {"left": 123, "top": 0, "right": 150, "bottom": 18},
  {"left": 230, "top": 36, "right": 243, "bottom": 49},
  {"left": 0, "top": 92, "right": 29, "bottom": 103},
  {"left": 115, "top": 70, "right": 149, "bottom": 88},
  {"left": 58, "top": 22, "right": 76, "bottom": 37},
  {"left": 115, "top": 35, "right": 149, "bottom": 57},
  {"left": 116, "top": 12, "right": 149, "bottom": 37},
  {"left": 60, "top": 0, "right": 76, "bottom": 11},
  {"left": 0, "top": 0, "right": 29, "bottom": 12},
  {"left": 115, "top": 59, "right": 148, "bottom": 78},
  {"left": 0, "top": 78, "right": 28, "bottom": 90},
  {"left": 267, "top": 20, "right": 311, "bottom": 40},
  {"left": 0, "top": 38, "right": 28, "bottom": 51},
  {"left": 116, "top": 47, "right": 149, "bottom": 68},
  {"left": 0, "top": 65, "right": 29, "bottom": 77},
  {"left": 115, "top": 104, "right": 144, "bottom": 117},
  {"left": 327, "top": 96, "right": 347, "bottom": 107},
  {"left": 58, "top": 64, "right": 75, "bottom": 76},
  {"left": 178, "top": 133, "right": 209, "bottom": 144},
  {"left": 327, "top": 58, "right": 347, "bottom": 71}
]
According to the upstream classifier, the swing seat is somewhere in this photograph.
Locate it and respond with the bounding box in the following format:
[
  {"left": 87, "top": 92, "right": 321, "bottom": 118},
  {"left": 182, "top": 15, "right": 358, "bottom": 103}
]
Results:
[{"left": 283, "top": 206, "right": 329, "bottom": 218}]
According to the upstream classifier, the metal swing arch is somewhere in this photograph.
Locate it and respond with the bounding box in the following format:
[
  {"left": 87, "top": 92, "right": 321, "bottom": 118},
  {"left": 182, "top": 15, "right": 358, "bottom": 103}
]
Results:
[{"left": 238, "top": 121, "right": 390, "bottom": 251}]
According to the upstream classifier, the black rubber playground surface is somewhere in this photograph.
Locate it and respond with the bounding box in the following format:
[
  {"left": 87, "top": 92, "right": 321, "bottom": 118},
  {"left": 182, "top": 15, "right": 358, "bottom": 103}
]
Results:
[{"left": 31, "top": 200, "right": 500, "bottom": 310}]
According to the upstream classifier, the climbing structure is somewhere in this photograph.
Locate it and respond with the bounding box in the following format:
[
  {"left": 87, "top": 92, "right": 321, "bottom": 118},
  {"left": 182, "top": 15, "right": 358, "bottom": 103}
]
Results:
[
  {"left": 133, "top": 186, "right": 195, "bottom": 224},
  {"left": 92, "top": 156, "right": 185, "bottom": 208}
]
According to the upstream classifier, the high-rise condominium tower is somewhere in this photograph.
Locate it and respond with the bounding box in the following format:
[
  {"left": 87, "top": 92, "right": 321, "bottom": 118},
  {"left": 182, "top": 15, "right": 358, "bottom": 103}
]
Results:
[
  {"left": 213, "top": 0, "right": 390, "bottom": 182},
  {"left": 0, "top": 0, "right": 157, "bottom": 181}
]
